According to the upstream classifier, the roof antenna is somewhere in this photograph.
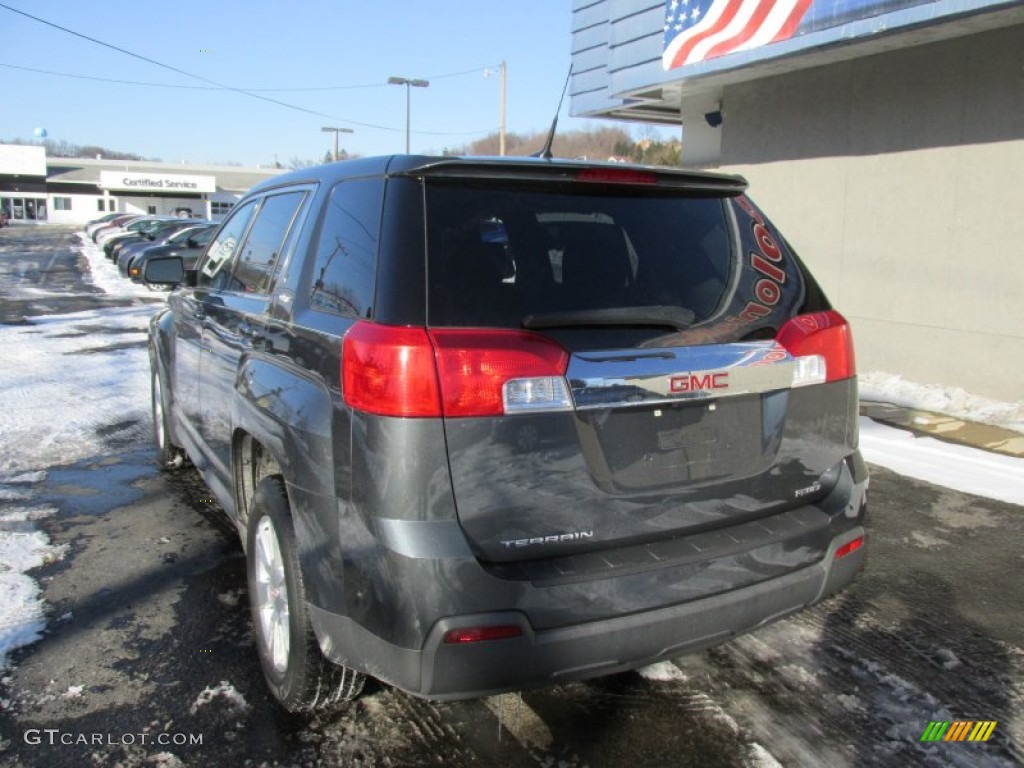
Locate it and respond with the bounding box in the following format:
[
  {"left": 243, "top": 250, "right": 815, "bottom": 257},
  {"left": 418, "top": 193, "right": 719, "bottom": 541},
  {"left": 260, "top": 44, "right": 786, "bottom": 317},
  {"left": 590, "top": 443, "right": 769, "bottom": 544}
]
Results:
[{"left": 534, "top": 64, "right": 572, "bottom": 160}]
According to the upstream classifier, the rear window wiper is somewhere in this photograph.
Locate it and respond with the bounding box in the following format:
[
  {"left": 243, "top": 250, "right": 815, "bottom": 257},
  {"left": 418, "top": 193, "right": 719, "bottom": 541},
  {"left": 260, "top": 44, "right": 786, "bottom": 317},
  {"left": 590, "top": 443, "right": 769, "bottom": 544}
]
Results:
[{"left": 523, "top": 306, "right": 695, "bottom": 331}]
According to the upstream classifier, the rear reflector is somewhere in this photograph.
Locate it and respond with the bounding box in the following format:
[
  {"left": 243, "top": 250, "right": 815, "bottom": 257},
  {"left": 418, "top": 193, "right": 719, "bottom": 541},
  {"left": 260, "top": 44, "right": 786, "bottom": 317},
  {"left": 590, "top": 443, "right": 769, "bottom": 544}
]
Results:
[
  {"left": 776, "top": 311, "right": 855, "bottom": 387},
  {"left": 443, "top": 625, "right": 523, "bottom": 644},
  {"left": 342, "top": 322, "right": 571, "bottom": 418},
  {"left": 835, "top": 536, "right": 864, "bottom": 559}
]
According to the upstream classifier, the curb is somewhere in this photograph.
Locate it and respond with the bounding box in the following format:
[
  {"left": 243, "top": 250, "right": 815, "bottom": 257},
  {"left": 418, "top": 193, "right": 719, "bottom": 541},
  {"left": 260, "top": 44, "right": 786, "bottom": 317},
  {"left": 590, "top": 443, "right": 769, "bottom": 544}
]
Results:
[{"left": 860, "top": 401, "right": 1024, "bottom": 459}]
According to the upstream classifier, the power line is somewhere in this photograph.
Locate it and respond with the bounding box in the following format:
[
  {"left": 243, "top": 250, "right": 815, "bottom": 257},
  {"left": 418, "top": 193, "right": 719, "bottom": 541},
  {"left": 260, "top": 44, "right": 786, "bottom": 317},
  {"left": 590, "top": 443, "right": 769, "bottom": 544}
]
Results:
[
  {"left": 0, "top": 62, "right": 501, "bottom": 93},
  {"left": 0, "top": 4, "right": 497, "bottom": 137},
  {"left": 0, "top": 2, "right": 337, "bottom": 120}
]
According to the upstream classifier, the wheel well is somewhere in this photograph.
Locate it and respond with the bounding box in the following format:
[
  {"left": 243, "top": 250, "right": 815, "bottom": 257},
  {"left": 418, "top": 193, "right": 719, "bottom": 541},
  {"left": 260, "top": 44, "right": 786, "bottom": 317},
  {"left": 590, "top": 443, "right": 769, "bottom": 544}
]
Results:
[{"left": 235, "top": 432, "right": 284, "bottom": 534}]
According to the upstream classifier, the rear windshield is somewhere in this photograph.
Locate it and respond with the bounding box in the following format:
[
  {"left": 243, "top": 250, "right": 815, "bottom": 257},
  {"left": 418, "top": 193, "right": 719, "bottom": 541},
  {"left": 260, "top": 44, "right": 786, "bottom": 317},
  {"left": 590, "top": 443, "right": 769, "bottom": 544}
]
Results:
[{"left": 425, "top": 181, "right": 734, "bottom": 330}]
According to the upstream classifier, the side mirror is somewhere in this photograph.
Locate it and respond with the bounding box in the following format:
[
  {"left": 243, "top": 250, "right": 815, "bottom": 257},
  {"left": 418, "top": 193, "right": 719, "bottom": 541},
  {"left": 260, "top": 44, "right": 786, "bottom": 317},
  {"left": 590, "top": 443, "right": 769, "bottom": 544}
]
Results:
[{"left": 143, "top": 256, "right": 185, "bottom": 287}]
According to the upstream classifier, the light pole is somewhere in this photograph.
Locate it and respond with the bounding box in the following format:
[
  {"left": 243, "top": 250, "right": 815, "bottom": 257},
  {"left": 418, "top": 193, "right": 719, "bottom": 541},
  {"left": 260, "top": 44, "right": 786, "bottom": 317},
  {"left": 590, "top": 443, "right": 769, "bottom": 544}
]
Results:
[
  {"left": 484, "top": 61, "right": 507, "bottom": 156},
  {"left": 388, "top": 76, "right": 429, "bottom": 154},
  {"left": 321, "top": 126, "right": 354, "bottom": 162}
]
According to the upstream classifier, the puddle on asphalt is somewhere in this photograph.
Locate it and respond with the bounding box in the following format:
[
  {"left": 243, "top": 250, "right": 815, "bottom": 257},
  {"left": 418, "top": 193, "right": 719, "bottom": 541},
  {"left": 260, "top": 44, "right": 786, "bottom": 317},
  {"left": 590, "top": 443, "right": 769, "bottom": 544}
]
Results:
[{"left": 38, "top": 449, "right": 155, "bottom": 516}]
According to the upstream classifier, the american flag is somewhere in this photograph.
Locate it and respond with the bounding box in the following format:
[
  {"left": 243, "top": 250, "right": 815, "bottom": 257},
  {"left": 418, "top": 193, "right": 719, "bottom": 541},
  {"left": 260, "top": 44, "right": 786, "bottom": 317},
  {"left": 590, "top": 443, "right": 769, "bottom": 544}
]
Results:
[{"left": 662, "top": 0, "right": 814, "bottom": 71}]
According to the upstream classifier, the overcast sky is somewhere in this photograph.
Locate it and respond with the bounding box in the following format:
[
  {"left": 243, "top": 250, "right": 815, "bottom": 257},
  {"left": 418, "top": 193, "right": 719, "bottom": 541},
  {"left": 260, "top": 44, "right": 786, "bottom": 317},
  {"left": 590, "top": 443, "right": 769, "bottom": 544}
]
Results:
[{"left": 0, "top": 0, "right": 645, "bottom": 166}]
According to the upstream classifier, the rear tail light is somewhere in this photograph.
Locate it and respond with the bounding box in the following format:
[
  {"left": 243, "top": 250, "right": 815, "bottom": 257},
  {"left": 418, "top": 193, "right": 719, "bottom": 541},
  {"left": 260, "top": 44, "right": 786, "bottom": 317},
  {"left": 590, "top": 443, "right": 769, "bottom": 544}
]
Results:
[
  {"left": 342, "top": 323, "right": 442, "bottom": 417},
  {"left": 776, "top": 311, "right": 855, "bottom": 387},
  {"left": 342, "top": 322, "right": 571, "bottom": 418},
  {"left": 430, "top": 329, "right": 570, "bottom": 417}
]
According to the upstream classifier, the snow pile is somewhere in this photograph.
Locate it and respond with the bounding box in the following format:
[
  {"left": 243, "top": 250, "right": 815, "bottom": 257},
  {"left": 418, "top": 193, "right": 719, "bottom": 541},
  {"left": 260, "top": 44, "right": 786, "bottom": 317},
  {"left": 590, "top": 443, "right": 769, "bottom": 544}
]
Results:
[
  {"left": 189, "top": 681, "right": 250, "bottom": 714},
  {"left": 860, "top": 371, "right": 1024, "bottom": 435},
  {"left": 77, "top": 233, "right": 159, "bottom": 299},
  {"left": 637, "top": 660, "right": 689, "bottom": 682},
  {"left": 0, "top": 524, "right": 66, "bottom": 668},
  {"left": 858, "top": 417, "right": 1024, "bottom": 505}
]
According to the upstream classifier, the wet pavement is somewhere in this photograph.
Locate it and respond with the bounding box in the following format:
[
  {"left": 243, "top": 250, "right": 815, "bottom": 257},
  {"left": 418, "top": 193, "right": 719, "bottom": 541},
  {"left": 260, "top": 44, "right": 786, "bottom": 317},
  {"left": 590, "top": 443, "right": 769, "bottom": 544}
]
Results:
[{"left": 0, "top": 226, "right": 1021, "bottom": 767}]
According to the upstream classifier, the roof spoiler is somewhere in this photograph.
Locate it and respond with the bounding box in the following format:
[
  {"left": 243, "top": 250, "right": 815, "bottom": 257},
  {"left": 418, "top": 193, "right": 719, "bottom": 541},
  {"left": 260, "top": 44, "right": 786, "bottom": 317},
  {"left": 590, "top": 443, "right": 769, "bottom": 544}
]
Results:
[{"left": 392, "top": 158, "right": 748, "bottom": 195}]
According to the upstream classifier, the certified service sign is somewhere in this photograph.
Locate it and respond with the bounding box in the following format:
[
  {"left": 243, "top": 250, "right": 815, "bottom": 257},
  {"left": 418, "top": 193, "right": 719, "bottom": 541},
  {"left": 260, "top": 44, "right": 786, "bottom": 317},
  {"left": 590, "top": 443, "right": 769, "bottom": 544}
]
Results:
[{"left": 99, "top": 171, "right": 216, "bottom": 194}]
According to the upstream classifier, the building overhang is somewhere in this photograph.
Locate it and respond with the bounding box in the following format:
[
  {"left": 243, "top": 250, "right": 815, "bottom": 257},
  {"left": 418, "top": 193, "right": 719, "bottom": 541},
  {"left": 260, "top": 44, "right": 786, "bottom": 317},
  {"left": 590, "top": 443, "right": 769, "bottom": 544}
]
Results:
[{"left": 572, "top": 0, "right": 1024, "bottom": 126}]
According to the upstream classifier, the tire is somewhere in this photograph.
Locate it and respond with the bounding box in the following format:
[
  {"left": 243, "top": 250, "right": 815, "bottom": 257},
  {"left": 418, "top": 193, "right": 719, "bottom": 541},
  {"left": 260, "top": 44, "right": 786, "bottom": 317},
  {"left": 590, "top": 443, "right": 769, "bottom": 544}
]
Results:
[
  {"left": 246, "top": 476, "right": 365, "bottom": 712},
  {"left": 151, "top": 367, "right": 185, "bottom": 470}
]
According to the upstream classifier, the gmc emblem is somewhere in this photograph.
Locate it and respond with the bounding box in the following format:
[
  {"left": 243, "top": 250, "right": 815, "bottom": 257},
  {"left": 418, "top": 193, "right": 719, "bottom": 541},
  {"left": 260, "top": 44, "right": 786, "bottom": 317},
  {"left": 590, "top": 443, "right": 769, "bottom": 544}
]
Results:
[{"left": 670, "top": 372, "right": 729, "bottom": 393}]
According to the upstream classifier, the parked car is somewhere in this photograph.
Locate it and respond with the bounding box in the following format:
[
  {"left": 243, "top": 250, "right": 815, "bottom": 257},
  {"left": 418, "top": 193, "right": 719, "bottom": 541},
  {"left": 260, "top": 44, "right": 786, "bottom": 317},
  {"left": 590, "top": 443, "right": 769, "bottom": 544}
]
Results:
[
  {"left": 90, "top": 214, "right": 141, "bottom": 242},
  {"left": 113, "top": 219, "right": 211, "bottom": 274},
  {"left": 117, "top": 222, "right": 209, "bottom": 267},
  {"left": 126, "top": 224, "right": 217, "bottom": 281},
  {"left": 144, "top": 155, "right": 867, "bottom": 713},
  {"left": 84, "top": 212, "right": 122, "bottom": 236},
  {"left": 101, "top": 217, "right": 179, "bottom": 253}
]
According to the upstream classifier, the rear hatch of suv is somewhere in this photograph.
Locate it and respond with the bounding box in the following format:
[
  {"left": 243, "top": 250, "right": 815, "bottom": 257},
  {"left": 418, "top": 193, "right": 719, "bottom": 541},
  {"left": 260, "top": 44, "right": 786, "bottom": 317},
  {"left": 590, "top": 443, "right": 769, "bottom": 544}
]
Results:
[{"left": 346, "top": 160, "right": 858, "bottom": 609}]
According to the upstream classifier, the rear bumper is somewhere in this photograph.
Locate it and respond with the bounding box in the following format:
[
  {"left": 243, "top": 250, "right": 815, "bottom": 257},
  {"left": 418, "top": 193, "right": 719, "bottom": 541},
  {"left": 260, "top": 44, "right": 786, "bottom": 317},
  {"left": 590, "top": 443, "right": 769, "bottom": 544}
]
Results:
[{"left": 309, "top": 525, "right": 865, "bottom": 700}]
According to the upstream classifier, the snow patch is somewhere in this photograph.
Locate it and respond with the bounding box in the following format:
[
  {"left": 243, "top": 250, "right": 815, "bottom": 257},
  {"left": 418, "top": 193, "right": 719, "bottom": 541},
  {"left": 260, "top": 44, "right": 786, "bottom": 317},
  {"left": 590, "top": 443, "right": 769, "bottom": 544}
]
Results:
[
  {"left": 745, "top": 743, "right": 784, "bottom": 768},
  {"left": 637, "top": 660, "right": 689, "bottom": 682},
  {"left": 859, "top": 417, "right": 1024, "bottom": 505},
  {"left": 908, "top": 531, "right": 948, "bottom": 549},
  {"left": 861, "top": 371, "right": 1024, "bottom": 434},
  {"left": 935, "top": 648, "right": 961, "bottom": 670},
  {"left": 190, "top": 681, "right": 250, "bottom": 714},
  {"left": 75, "top": 234, "right": 159, "bottom": 299},
  {"left": 835, "top": 693, "right": 864, "bottom": 713},
  {"left": 0, "top": 505, "right": 57, "bottom": 523},
  {"left": 5, "top": 471, "right": 47, "bottom": 484},
  {"left": 144, "top": 753, "right": 185, "bottom": 768},
  {"left": 0, "top": 528, "right": 67, "bottom": 669},
  {"left": 0, "top": 306, "right": 153, "bottom": 475}
]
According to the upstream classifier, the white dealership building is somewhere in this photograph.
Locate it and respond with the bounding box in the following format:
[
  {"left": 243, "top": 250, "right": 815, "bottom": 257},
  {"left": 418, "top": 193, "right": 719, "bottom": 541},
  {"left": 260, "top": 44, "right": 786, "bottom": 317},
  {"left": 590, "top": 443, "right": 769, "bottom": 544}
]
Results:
[{"left": 0, "top": 144, "right": 284, "bottom": 225}]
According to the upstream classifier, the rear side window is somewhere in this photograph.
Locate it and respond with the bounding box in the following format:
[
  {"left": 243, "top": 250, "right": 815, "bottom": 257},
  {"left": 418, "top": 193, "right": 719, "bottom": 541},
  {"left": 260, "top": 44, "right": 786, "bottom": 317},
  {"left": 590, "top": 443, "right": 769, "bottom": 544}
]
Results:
[
  {"left": 231, "top": 191, "right": 305, "bottom": 295},
  {"left": 425, "top": 182, "right": 734, "bottom": 329},
  {"left": 309, "top": 179, "right": 383, "bottom": 319}
]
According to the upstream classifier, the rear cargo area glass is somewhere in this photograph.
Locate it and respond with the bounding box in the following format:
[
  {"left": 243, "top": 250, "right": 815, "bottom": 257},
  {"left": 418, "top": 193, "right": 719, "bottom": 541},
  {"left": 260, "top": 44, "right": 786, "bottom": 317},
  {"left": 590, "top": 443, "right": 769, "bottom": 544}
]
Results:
[{"left": 425, "top": 182, "right": 734, "bottom": 330}]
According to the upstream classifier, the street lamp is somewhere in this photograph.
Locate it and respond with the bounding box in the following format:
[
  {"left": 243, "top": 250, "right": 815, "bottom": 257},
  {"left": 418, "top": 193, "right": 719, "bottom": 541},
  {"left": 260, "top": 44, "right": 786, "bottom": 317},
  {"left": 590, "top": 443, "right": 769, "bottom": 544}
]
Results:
[
  {"left": 388, "top": 76, "right": 429, "bottom": 154},
  {"left": 321, "top": 126, "right": 354, "bottom": 162},
  {"left": 484, "top": 61, "right": 507, "bottom": 156}
]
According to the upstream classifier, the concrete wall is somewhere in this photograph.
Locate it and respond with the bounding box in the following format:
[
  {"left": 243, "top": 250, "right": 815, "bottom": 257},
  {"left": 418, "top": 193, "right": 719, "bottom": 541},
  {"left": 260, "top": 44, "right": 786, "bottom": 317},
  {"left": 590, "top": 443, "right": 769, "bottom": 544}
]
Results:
[{"left": 716, "top": 24, "right": 1024, "bottom": 402}]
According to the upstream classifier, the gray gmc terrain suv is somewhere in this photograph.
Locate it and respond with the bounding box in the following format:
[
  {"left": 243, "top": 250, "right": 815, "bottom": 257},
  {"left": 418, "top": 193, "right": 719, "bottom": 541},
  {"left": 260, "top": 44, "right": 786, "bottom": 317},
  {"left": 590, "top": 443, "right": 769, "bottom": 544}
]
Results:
[{"left": 145, "top": 155, "right": 868, "bottom": 712}]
